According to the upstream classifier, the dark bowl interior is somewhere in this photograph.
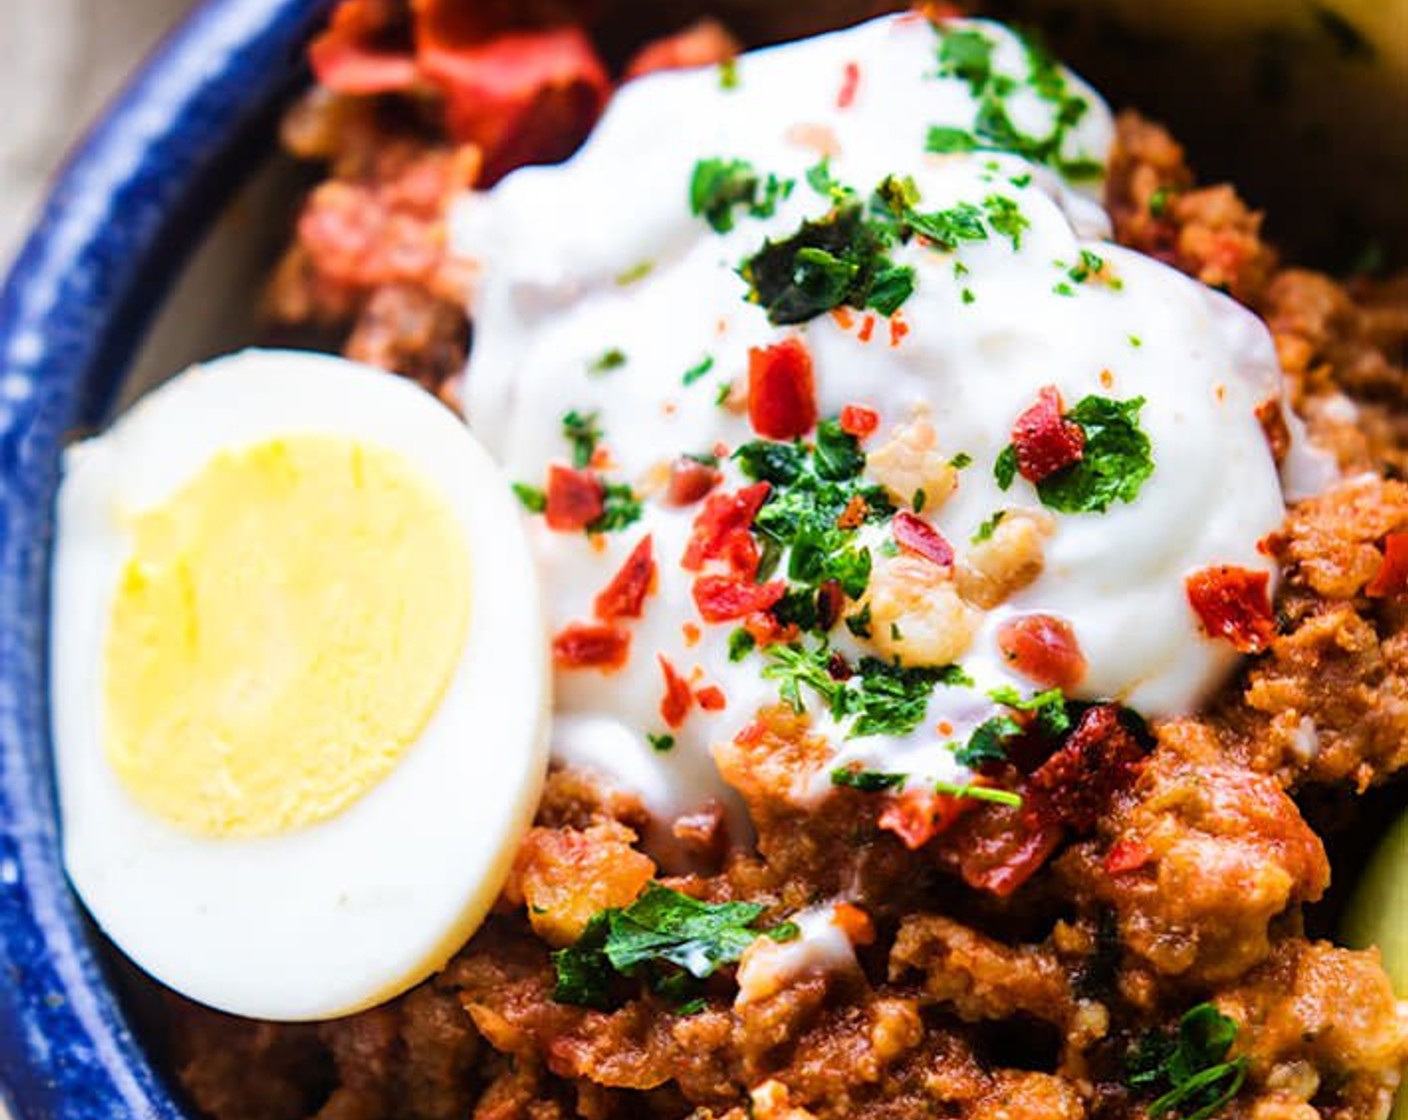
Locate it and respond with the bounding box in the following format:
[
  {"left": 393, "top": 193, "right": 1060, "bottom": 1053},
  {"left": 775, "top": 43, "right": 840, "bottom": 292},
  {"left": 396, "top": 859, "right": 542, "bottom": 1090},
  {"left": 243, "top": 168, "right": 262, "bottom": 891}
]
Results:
[{"left": 0, "top": 1, "right": 1403, "bottom": 1116}]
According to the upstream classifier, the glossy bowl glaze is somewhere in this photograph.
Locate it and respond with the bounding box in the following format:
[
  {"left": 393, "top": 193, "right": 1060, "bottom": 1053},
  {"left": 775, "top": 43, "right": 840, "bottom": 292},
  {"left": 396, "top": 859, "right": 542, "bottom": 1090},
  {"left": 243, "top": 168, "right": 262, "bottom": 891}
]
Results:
[{"left": 0, "top": 1, "right": 1402, "bottom": 1117}]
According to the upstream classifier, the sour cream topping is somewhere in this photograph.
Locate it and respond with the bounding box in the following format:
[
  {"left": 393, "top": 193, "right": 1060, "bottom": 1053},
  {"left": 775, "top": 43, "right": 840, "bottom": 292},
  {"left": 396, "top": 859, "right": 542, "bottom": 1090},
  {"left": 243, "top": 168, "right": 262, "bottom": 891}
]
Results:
[{"left": 454, "top": 15, "right": 1298, "bottom": 853}]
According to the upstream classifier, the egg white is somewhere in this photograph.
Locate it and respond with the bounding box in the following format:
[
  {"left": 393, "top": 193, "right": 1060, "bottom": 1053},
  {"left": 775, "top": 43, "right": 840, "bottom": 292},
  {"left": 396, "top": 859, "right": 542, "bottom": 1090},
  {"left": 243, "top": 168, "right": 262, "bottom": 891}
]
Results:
[{"left": 51, "top": 348, "right": 551, "bottom": 1021}]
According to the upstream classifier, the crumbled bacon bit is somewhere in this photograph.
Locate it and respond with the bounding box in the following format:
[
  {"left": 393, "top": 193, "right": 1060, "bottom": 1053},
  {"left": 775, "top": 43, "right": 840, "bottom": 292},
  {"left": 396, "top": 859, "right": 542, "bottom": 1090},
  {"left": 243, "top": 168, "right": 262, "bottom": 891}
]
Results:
[
  {"left": 892, "top": 511, "right": 955, "bottom": 567},
  {"left": 693, "top": 576, "right": 787, "bottom": 623},
  {"left": 1186, "top": 564, "right": 1277, "bottom": 653},
  {"left": 659, "top": 656, "right": 694, "bottom": 728},
  {"left": 837, "top": 61, "right": 861, "bottom": 109},
  {"left": 748, "top": 337, "right": 817, "bottom": 439},
  {"left": 545, "top": 465, "right": 605, "bottom": 532},
  {"left": 878, "top": 789, "right": 973, "bottom": 850},
  {"left": 995, "top": 614, "right": 1087, "bottom": 691},
  {"left": 665, "top": 456, "right": 723, "bottom": 507},
  {"left": 1366, "top": 532, "right": 1408, "bottom": 598},
  {"left": 839, "top": 404, "right": 880, "bottom": 440},
  {"left": 836, "top": 493, "right": 869, "bottom": 530},
  {"left": 594, "top": 535, "right": 656, "bottom": 622},
  {"left": 1028, "top": 705, "right": 1144, "bottom": 832},
  {"left": 816, "top": 581, "right": 845, "bottom": 631},
  {"left": 946, "top": 799, "right": 1064, "bottom": 897},
  {"left": 696, "top": 686, "right": 728, "bottom": 712},
  {"left": 682, "top": 482, "right": 771, "bottom": 574},
  {"left": 1103, "top": 836, "right": 1154, "bottom": 876},
  {"left": 1010, "top": 386, "right": 1085, "bottom": 483},
  {"left": 832, "top": 902, "right": 875, "bottom": 946},
  {"left": 553, "top": 622, "right": 630, "bottom": 672},
  {"left": 622, "top": 18, "right": 740, "bottom": 80}
]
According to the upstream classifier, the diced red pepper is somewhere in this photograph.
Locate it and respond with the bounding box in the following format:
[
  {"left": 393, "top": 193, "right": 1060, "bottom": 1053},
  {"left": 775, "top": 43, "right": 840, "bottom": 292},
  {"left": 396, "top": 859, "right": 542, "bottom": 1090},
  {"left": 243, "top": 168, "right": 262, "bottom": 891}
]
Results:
[
  {"left": 878, "top": 789, "right": 974, "bottom": 850},
  {"left": 837, "top": 61, "right": 861, "bottom": 109},
  {"left": 545, "top": 464, "right": 605, "bottom": 532},
  {"left": 622, "top": 18, "right": 739, "bottom": 80},
  {"left": 892, "top": 511, "right": 955, "bottom": 567},
  {"left": 553, "top": 622, "right": 630, "bottom": 672},
  {"left": 743, "top": 611, "right": 799, "bottom": 648},
  {"left": 418, "top": 28, "right": 610, "bottom": 186},
  {"left": 659, "top": 656, "right": 694, "bottom": 728},
  {"left": 832, "top": 902, "right": 876, "bottom": 946},
  {"left": 839, "top": 404, "right": 880, "bottom": 440},
  {"left": 748, "top": 338, "right": 817, "bottom": 439},
  {"left": 943, "top": 797, "right": 1064, "bottom": 897},
  {"left": 594, "top": 535, "right": 656, "bottom": 622},
  {"left": 1186, "top": 564, "right": 1277, "bottom": 653},
  {"left": 1010, "top": 386, "right": 1085, "bottom": 483},
  {"left": 996, "top": 614, "right": 1087, "bottom": 691},
  {"left": 1103, "top": 836, "right": 1154, "bottom": 875},
  {"left": 1028, "top": 705, "right": 1144, "bottom": 832},
  {"left": 681, "top": 482, "right": 770, "bottom": 573},
  {"left": 692, "top": 575, "right": 787, "bottom": 623},
  {"left": 1367, "top": 532, "right": 1408, "bottom": 598},
  {"left": 309, "top": 0, "right": 420, "bottom": 94},
  {"left": 664, "top": 456, "right": 723, "bottom": 508},
  {"left": 695, "top": 686, "right": 727, "bottom": 712}
]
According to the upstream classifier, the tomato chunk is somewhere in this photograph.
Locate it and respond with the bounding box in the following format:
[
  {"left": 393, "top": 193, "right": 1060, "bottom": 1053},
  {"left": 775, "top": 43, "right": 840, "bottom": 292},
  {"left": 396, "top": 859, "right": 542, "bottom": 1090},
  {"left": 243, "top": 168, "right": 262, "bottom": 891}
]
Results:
[
  {"left": 878, "top": 789, "right": 974, "bottom": 850},
  {"left": 1010, "top": 385, "right": 1085, "bottom": 483},
  {"left": 594, "top": 536, "right": 656, "bottom": 622},
  {"left": 681, "top": 482, "right": 770, "bottom": 573},
  {"left": 693, "top": 576, "right": 787, "bottom": 623},
  {"left": 658, "top": 656, "right": 694, "bottom": 728},
  {"left": 996, "top": 614, "right": 1086, "bottom": 691},
  {"left": 748, "top": 338, "right": 817, "bottom": 439},
  {"left": 1367, "top": 531, "right": 1408, "bottom": 598},
  {"left": 1185, "top": 564, "right": 1277, "bottom": 653},
  {"left": 1103, "top": 836, "right": 1154, "bottom": 875},
  {"left": 1028, "top": 705, "right": 1144, "bottom": 832},
  {"left": 892, "top": 511, "right": 955, "bottom": 567},
  {"left": 623, "top": 18, "right": 739, "bottom": 80},
  {"left": 664, "top": 456, "right": 723, "bottom": 508},
  {"left": 943, "top": 797, "right": 1064, "bottom": 897},
  {"left": 545, "top": 464, "right": 605, "bottom": 532},
  {"left": 839, "top": 404, "right": 880, "bottom": 440},
  {"left": 553, "top": 622, "right": 630, "bottom": 672},
  {"left": 695, "top": 685, "right": 727, "bottom": 712}
]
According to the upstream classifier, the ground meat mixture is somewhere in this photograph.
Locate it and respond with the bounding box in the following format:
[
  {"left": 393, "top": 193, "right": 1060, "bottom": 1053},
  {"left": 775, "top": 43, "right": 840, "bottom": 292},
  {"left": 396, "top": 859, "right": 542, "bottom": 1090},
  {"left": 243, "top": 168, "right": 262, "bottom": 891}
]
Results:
[{"left": 166, "top": 11, "right": 1408, "bottom": 1120}]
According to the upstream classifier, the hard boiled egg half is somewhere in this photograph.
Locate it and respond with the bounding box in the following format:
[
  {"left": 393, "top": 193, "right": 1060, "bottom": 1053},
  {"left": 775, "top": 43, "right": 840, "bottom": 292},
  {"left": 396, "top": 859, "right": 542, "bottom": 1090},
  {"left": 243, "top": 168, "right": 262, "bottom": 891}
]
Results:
[{"left": 51, "top": 349, "right": 550, "bottom": 1021}]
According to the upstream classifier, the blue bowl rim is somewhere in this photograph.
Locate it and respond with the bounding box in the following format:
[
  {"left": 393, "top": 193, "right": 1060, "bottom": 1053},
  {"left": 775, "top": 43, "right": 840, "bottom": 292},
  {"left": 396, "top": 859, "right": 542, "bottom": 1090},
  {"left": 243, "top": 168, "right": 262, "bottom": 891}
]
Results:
[{"left": 0, "top": 1, "right": 334, "bottom": 1115}]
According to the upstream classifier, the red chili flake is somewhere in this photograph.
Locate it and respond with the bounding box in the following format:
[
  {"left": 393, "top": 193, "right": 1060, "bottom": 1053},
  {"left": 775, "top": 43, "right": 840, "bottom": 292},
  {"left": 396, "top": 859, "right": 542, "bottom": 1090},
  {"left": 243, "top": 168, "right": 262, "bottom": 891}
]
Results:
[
  {"left": 696, "top": 685, "right": 727, "bottom": 712},
  {"left": 832, "top": 307, "right": 856, "bottom": 331},
  {"left": 837, "top": 61, "right": 861, "bottom": 109},
  {"left": 857, "top": 315, "right": 877, "bottom": 344},
  {"left": 681, "top": 482, "right": 770, "bottom": 573},
  {"left": 693, "top": 575, "right": 787, "bottom": 623},
  {"left": 1103, "top": 836, "right": 1154, "bottom": 876},
  {"left": 1367, "top": 532, "right": 1408, "bottom": 598},
  {"left": 996, "top": 614, "right": 1087, "bottom": 691},
  {"left": 878, "top": 790, "right": 974, "bottom": 850},
  {"left": 593, "top": 535, "right": 656, "bottom": 622},
  {"left": 659, "top": 656, "right": 694, "bottom": 728},
  {"left": 1028, "top": 705, "right": 1144, "bottom": 832},
  {"left": 889, "top": 313, "right": 910, "bottom": 348},
  {"left": 545, "top": 464, "right": 605, "bottom": 532},
  {"left": 553, "top": 622, "right": 631, "bottom": 672},
  {"left": 743, "top": 611, "right": 798, "bottom": 648},
  {"left": 664, "top": 456, "right": 722, "bottom": 508},
  {"left": 1185, "top": 565, "right": 1277, "bottom": 653},
  {"left": 892, "top": 511, "right": 955, "bottom": 567},
  {"left": 839, "top": 404, "right": 880, "bottom": 440},
  {"left": 946, "top": 798, "right": 1065, "bottom": 897},
  {"left": 748, "top": 338, "right": 817, "bottom": 439},
  {"left": 1010, "top": 385, "right": 1085, "bottom": 483},
  {"left": 682, "top": 622, "right": 702, "bottom": 647}
]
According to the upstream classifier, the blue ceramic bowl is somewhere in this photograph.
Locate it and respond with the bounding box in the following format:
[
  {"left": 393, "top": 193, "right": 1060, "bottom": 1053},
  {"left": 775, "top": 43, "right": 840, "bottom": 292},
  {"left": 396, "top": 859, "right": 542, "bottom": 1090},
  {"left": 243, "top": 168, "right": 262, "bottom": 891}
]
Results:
[{"left": 0, "top": 2, "right": 334, "bottom": 1114}]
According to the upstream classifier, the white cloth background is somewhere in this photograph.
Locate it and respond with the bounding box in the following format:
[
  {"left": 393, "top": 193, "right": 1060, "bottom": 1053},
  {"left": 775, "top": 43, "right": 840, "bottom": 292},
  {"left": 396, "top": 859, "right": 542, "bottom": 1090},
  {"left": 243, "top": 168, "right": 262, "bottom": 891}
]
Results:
[
  {"left": 0, "top": 0, "right": 203, "bottom": 271},
  {"left": 0, "top": 1, "right": 199, "bottom": 1113}
]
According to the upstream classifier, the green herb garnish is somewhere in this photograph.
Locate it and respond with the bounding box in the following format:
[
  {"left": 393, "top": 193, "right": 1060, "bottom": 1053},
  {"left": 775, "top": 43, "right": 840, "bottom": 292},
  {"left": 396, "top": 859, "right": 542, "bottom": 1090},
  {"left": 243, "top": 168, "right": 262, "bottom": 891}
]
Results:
[
  {"left": 831, "top": 767, "right": 908, "bottom": 792},
  {"left": 589, "top": 348, "right": 628, "bottom": 375},
  {"left": 1127, "top": 1003, "right": 1248, "bottom": 1120},
  {"left": 682, "top": 355, "right": 716, "bottom": 386},
  {"left": 690, "top": 158, "right": 792, "bottom": 234},
  {"left": 562, "top": 409, "right": 603, "bottom": 469},
  {"left": 512, "top": 482, "right": 547, "bottom": 514}
]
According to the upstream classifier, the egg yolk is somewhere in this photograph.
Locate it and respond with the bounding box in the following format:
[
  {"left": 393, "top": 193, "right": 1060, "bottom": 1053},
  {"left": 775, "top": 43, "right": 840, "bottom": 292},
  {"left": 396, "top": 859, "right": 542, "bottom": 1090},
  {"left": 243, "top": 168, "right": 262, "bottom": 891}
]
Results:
[{"left": 102, "top": 435, "right": 471, "bottom": 838}]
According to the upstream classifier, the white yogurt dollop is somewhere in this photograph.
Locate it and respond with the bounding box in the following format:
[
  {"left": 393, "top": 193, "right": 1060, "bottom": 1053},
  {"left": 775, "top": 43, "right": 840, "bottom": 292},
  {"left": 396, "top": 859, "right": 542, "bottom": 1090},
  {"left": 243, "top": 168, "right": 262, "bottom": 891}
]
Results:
[{"left": 454, "top": 16, "right": 1295, "bottom": 849}]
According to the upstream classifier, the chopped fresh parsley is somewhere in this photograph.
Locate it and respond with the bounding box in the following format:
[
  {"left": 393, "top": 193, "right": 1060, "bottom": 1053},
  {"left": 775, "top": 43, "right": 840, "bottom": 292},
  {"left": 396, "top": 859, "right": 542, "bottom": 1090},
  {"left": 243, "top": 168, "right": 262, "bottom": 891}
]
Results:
[
  {"left": 728, "top": 628, "right": 757, "bottom": 663},
  {"left": 950, "top": 452, "right": 973, "bottom": 470},
  {"left": 972, "top": 510, "right": 1005, "bottom": 543},
  {"left": 690, "top": 158, "right": 792, "bottom": 234},
  {"left": 647, "top": 733, "right": 675, "bottom": 753},
  {"left": 937, "top": 27, "right": 996, "bottom": 94},
  {"left": 552, "top": 884, "right": 790, "bottom": 1009},
  {"left": 1148, "top": 187, "right": 1172, "bottom": 218},
  {"left": 956, "top": 714, "right": 1023, "bottom": 767},
  {"left": 956, "top": 686, "right": 1071, "bottom": 766},
  {"left": 983, "top": 194, "right": 1030, "bottom": 249},
  {"left": 1126, "top": 1003, "right": 1248, "bottom": 1120},
  {"left": 764, "top": 644, "right": 971, "bottom": 739},
  {"left": 562, "top": 409, "right": 602, "bottom": 469},
  {"left": 589, "top": 482, "right": 644, "bottom": 534},
  {"left": 933, "top": 780, "right": 1023, "bottom": 807},
  {"left": 988, "top": 685, "right": 1071, "bottom": 737},
  {"left": 682, "top": 355, "right": 715, "bottom": 386},
  {"left": 615, "top": 260, "right": 654, "bottom": 286},
  {"left": 718, "top": 57, "right": 739, "bottom": 90},
  {"left": 845, "top": 603, "right": 873, "bottom": 640},
  {"left": 831, "top": 767, "right": 907, "bottom": 792},
  {"left": 589, "top": 348, "right": 627, "bottom": 375},
  {"left": 512, "top": 482, "right": 547, "bottom": 514},
  {"left": 996, "top": 394, "right": 1154, "bottom": 514}
]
